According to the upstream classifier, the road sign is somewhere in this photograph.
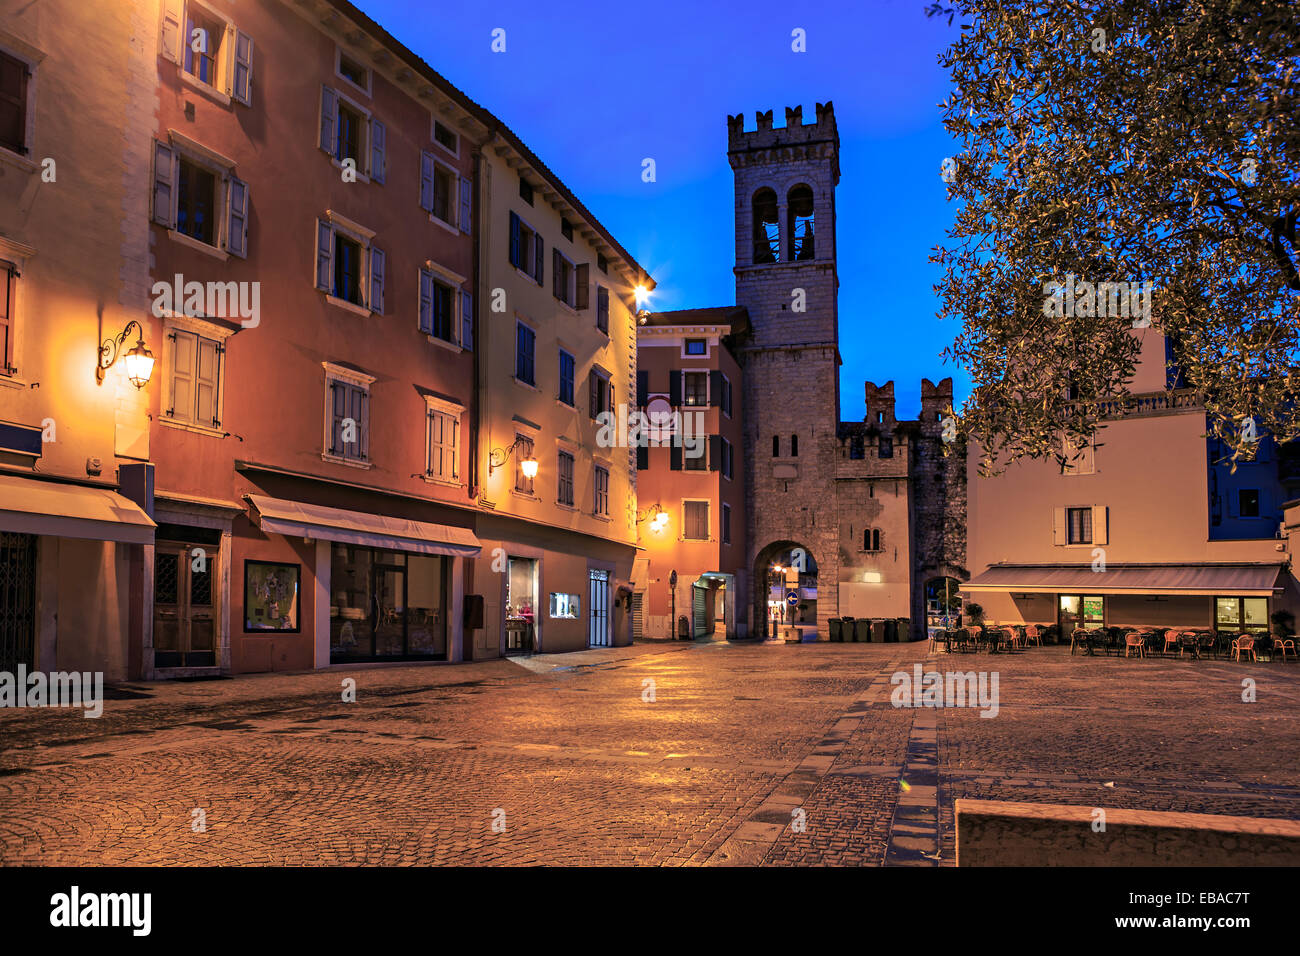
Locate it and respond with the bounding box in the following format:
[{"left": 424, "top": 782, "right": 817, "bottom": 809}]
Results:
[{"left": 786, "top": 590, "right": 800, "bottom": 607}]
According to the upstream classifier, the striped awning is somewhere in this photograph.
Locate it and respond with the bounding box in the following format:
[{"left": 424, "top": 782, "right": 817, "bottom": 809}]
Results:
[{"left": 962, "top": 563, "right": 1284, "bottom": 597}]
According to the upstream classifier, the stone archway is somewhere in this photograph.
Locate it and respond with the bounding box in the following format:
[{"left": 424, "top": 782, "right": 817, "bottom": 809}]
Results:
[{"left": 753, "top": 541, "right": 820, "bottom": 640}]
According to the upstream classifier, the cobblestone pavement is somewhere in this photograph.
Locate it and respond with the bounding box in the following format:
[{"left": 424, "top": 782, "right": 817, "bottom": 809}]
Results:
[{"left": 1, "top": 641, "right": 1298, "bottom": 865}]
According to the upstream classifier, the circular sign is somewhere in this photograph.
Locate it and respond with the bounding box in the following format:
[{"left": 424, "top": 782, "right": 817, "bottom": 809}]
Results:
[{"left": 786, "top": 590, "right": 800, "bottom": 606}]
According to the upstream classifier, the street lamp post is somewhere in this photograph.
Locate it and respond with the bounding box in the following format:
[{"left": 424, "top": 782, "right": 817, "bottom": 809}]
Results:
[{"left": 669, "top": 569, "right": 677, "bottom": 640}]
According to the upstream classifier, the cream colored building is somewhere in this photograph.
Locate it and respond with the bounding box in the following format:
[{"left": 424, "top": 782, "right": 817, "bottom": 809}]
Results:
[{"left": 468, "top": 133, "right": 652, "bottom": 656}]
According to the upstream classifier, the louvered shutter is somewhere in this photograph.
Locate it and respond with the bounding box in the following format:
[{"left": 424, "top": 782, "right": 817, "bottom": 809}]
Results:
[
  {"left": 159, "top": 0, "right": 184, "bottom": 63},
  {"left": 225, "top": 176, "right": 248, "bottom": 258},
  {"left": 358, "top": 388, "right": 370, "bottom": 460},
  {"left": 588, "top": 370, "right": 599, "bottom": 419},
  {"left": 552, "top": 249, "right": 562, "bottom": 299},
  {"left": 418, "top": 270, "right": 433, "bottom": 334},
  {"left": 533, "top": 232, "right": 544, "bottom": 285},
  {"left": 458, "top": 176, "right": 472, "bottom": 233},
  {"left": 637, "top": 445, "right": 649, "bottom": 470},
  {"left": 316, "top": 220, "right": 333, "bottom": 292},
  {"left": 669, "top": 370, "right": 681, "bottom": 407},
  {"left": 509, "top": 211, "right": 521, "bottom": 268},
  {"left": 709, "top": 370, "right": 723, "bottom": 407},
  {"left": 153, "top": 140, "right": 176, "bottom": 227},
  {"left": 1093, "top": 505, "right": 1108, "bottom": 544},
  {"left": 369, "top": 245, "right": 385, "bottom": 313},
  {"left": 196, "top": 337, "right": 221, "bottom": 427},
  {"left": 319, "top": 86, "right": 337, "bottom": 154},
  {"left": 670, "top": 444, "right": 682, "bottom": 471},
  {"left": 231, "top": 31, "right": 253, "bottom": 105},
  {"left": 420, "top": 151, "right": 435, "bottom": 212},
  {"left": 370, "top": 119, "right": 385, "bottom": 183},
  {"left": 709, "top": 435, "right": 721, "bottom": 471},
  {"left": 575, "top": 264, "right": 589, "bottom": 310},
  {"left": 461, "top": 290, "right": 473, "bottom": 350},
  {"left": 636, "top": 370, "right": 649, "bottom": 407},
  {"left": 329, "top": 381, "right": 345, "bottom": 454},
  {"left": 170, "top": 331, "right": 196, "bottom": 422},
  {"left": 1053, "top": 507, "right": 1067, "bottom": 545}
]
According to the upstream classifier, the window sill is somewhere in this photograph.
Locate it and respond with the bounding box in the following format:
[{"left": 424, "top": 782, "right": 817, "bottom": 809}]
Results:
[
  {"left": 555, "top": 501, "right": 577, "bottom": 512},
  {"left": 179, "top": 70, "right": 233, "bottom": 108},
  {"left": 167, "top": 229, "right": 229, "bottom": 261},
  {"left": 511, "top": 489, "right": 539, "bottom": 501},
  {"left": 0, "top": 147, "right": 37, "bottom": 175},
  {"left": 330, "top": 156, "right": 371, "bottom": 184},
  {"left": 0, "top": 374, "right": 31, "bottom": 391},
  {"left": 513, "top": 377, "right": 539, "bottom": 392},
  {"left": 321, "top": 453, "right": 373, "bottom": 470},
  {"left": 159, "top": 417, "right": 224, "bottom": 439},
  {"left": 556, "top": 398, "right": 576, "bottom": 410},
  {"left": 324, "top": 294, "right": 371, "bottom": 318},
  {"left": 592, "top": 513, "right": 612, "bottom": 523},
  {"left": 430, "top": 214, "right": 460, "bottom": 236},
  {"left": 515, "top": 267, "right": 542, "bottom": 286},
  {"left": 421, "top": 474, "right": 463, "bottom": 490},
  {"left": 427, "top": 334, "right": 463, "bottom": 354},
  {"left": 554, "top": 298, "right": 578, "bottom": 315}
]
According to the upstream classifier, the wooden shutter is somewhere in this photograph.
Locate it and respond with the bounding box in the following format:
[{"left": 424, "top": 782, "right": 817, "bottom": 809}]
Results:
[
  {"left": 418, "top": 270, "right": 433, "bottom": 334},
  {"left": 458, "top": 176, "right": 472, "bottom": 233},
  {"left": 461, "top": 290, "right": 473, "bottom": 350},
  {"left": 534, "top": 231, "right": 544, "bottom": 285},
  {"left": 170, "top": 330, "right": 196, "bottom": 422},
  {"left": 225, "top": 175, "right": 248, "bottom": 258},
  {"left": 575, "top": 264, "right": 590, "bottom": 310},
  {"left": 588, "top": 370, "right": 599, "bottom": 419},
  {"left": 1092, "top": 505, "right": 1108, "bottom": 544},
  {"left": 637, "top": 445, "right": 649, "bottom": 470},
  {"left": 316, "top": 220, "right": 333, "bottom": 291},
  {"left": 710, "top": 370, "right": 723, "bottom": 407},
  {"left": 670, "top": 444, "right": 682, "bottom": 471},
  {"left": 152, "top": 140, "right": 176, "bottom": 228},
  {"left": 1053, "top": 507, "right": 1067, "bottom": 545},
  {"left": 636, "top": 370, "right": 649, "bottom": 407},
  {"left": 196, "top": 337, "right": 221, "bottom": 427},
  {"left": 358, "top": 388, "right": 370, "bottom": 460},
  {"left": 231, "top": 31, "right": 253, "bottom": 105},
  {"left": 369, "top": 119, "right": 385, "bottom": 183},
  {"left": 552, "top": 248, "right": 562, "bottom": 299},
  {"left": 159, "top": 0, "right": 184, "bottom": 63},
  {"left": 319, "top": 86, "right": 337, "bottom": 154},
  {"left": 708, "top": 435, "right": 721, "bottom": 471},
  {"left": 368, "top": 245, "right": 385, "bottom": 313},
  {"left": 420, "top": 151, "right": 435, "bottom": 212},
  {"left": 329, "top": 381, "right": 345, "bottom": 454},
  {"left": 668, "top": 370, "right": 681, "bottom": 407},
  {"left": 608, "top": 378, "right": 615, "bottom": 413},
  {"left": 508, "top": 211, "right": 521, "bottom": 267}
]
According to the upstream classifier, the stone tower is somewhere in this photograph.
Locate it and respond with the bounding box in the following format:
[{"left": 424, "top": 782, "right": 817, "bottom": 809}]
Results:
[{"left": 729, "top": 103, "right": 843, "bottom": 637}]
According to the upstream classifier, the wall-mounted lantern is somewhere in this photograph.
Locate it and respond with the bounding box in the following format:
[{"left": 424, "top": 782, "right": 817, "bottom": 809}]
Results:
[{"left": 97, "top": 319, "right": 154, "bottom": 388}]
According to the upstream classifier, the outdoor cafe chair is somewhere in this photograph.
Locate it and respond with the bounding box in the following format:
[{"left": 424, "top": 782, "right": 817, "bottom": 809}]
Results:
[
  {"left": 1273, "top": 633, "right": 1297, "bottom": 662},
  {"left": 1196, "top": 631, "right": 1218, "bottom": 660},
  {"left": 1124, "top": 632, "right": 1147, "bottom": 658},
  {"left": 1232, "top": 634, "right": 1257, "bottom": 662},
  {"left": 1023, "top": 624, "right": 1043, "bottom": 647},
  {"left": 1161, "top": 629, "right": 1181, "bottom": 658},
  {"left": 1070, "top": 628, "right": 1092, "bottom": 656},
  {"left": 1177, "top": 630, "right": 1201, "bottom": 659}
]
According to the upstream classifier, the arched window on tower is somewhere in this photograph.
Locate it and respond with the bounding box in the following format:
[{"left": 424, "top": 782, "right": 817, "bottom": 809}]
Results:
[
  {"left": 772, "top": 434, "right": 780, "bottom": 457},
  {"left": 863, "top": 528, "right": 882, "bottom": 552},
  {"left": 791, "top": 433, "right": 799, "bottom": 457},
  {"left": 788, "top": 184, "right": 815, "bottom": 260},
  {"left": 752, "top": 188, "right": 780, "bottom": 264}
]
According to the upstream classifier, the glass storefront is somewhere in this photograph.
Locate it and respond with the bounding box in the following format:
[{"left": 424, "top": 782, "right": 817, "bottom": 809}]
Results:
[
  {"left": 1059, "top": 594, "right": 1106, "bottom": 631},
  {"left": 330, "top": 544, "right": 447, "bottom": 660},
  {"left": 505, "top": 557, "right": 537, "bottom": 655},
  {"left": 1215, "top": 596, "right": 1268, "bottom": 639}
]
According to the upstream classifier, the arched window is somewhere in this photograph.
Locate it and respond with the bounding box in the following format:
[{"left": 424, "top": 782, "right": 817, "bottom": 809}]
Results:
[
  {"left": 752, "top": 188, "right": 779, "bottom": 264},
  {"left": 790, "top": 433, "right": 799, "bottom": 457},
  {"left": 787, "top": 184, "right": 815, "bottom": 260},
  {"left": 772, "top": 434, "right": 780, "bottom": 457},
  {"left": 863, "top": 528, "right": 881, "bottom": 552}
]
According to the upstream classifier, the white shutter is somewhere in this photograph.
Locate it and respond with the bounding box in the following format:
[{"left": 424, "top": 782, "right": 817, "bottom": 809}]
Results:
[
  {"left": 170, "top": 330, "right": 196, "bottom": 422},
  {"left": 232, "top": 31, "right": 253, "bottom": 105},
  {"left": 1092, "top": 505, "right": 1108, "bottom": 545},
  {"left": 418, "top": 270, "right": 433, "bottom": 334},
  {"left": 225, "top": 175, "right": 248, "bottom": 258},
  {"left": 1052, "top": 507, "right": 1067, "bottom": 546},
  {"left": 370, "top": 119, "right": 386, "bottom": 183},
  {"left": 369, "top": 245, "right": 385, "bottom": 313},
  {"left": 316, "top": 219, "right": 333, "bottom": 292},
  {"left": 420, "top": 151, "right": 435, "bottom": 212},
  {"left": 196, "top": 337, "right": 220, "bottom": 427},
  {"left": 159, "top": 0, "right": 184, "bottom": 64},
  {"left": 319, "top": 86, "right": 337, "bottom": 154},
  {"left": 458, "top": 176, "right": 472, "bottom": 233},
  {"left": 152, "top": 140, "right": 176, "bottom": 228}
]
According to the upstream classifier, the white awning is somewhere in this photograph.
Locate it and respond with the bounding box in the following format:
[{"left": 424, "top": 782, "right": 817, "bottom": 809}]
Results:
[
  {"left": 0, "top": 475, "right": 155, "bottom": 545},
  {"left": 246, "top": 494, "right": 480, "bottom": 558},
  {"left": 962, "top": 563, "right": 1284, "bottom": 597}
]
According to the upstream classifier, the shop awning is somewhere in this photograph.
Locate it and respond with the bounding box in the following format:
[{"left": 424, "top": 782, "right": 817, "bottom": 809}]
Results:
[
  {"left": 0, "top": 474, "right": 155, "bottom": 545},
  {"left": 245, "top": 494, "right": 480, "bottom": 558},
  {"left": 962, "top": 563, "right": 1284, "bottom": 597}
]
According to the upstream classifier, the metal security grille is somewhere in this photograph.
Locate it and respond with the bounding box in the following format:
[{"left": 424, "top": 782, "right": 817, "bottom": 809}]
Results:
[
  {"left": 631, "top": 593, "right": 643, "bottom": 642},
  {"left": 588, "top": 570, "right": 609, "bottom": 647},
  {"left": 0, "top": 532, "right": 36, "bottom": 672}
]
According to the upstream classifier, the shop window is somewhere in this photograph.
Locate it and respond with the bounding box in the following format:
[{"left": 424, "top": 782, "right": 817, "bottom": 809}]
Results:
[
  {"left": 1215, "top": 596, "right": 1268, "bottom": 638},
  {"left": 329, "top": 545, "right": 448, "bottom": 659},
  {"left": 549, "top": 593, "right": 580, "bottom": 619}
]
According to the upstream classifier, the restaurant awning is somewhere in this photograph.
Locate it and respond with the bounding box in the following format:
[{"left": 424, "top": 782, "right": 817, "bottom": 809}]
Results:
[
  {"left": 0, "top": 474, "right": 155, "bottom": 545},
  {"left": 245, "top": 494, "right": 481, "bottom": 558},
  {"left": 962, "top": 563, "right": 1284, "bottom": 597}
]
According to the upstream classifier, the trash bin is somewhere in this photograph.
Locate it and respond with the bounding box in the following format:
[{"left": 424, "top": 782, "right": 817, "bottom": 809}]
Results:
[
  {"left": 884, "top": 618, "right": 898, "bottom": 643},
  {"left": 872, "top": 619, "right": 887, "bottom": 643},
  {"left": 897, "top": 617, "right": 912, "bottom": 642},
  {"left": 829, "top": 618, "right": 843, "bottom": 642},
  {"left": 855, "top": 618, "right": 871, "bottom": 643}
]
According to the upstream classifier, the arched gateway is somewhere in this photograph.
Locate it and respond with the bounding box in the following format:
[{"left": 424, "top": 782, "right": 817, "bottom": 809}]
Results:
[{"left": 753, "top": 541, "right": 819, "bottom": 640}]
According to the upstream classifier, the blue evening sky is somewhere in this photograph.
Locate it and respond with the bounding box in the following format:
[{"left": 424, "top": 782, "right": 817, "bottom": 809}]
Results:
[{"left": 358, "top": 0, "right": 966, "bottom": 421}]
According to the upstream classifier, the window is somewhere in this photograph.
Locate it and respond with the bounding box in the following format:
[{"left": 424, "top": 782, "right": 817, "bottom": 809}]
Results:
[
  {"left": 421, "top": 152, "right": 469, "bottom": 230},
  {"left": 863, "top": 528, "right": 882, "bottom": 552},
  {"left": 721, "top": 437, "right": 733, "bottom": 480},
  {"left": 558, "top": 451, "right": 575, "bottom": 506},
  {"left": 319, "top": 86, "right": 384, "bottom": 182},
  {"left": 879, "top": 436, "right": 893, "bottom": 458},
  {"left": 160, "top": 3, "right": 252, "bottom": 105},
  {"left": 594, "top": 465, "right": 609, "bottom": 516},
  {"left": 772, "top": 435, "right": 780, "bottom": 457},
  {"left": 1239, "top": 489, "right": 1261, "bottom": 518},
  {"left": 1061, "top": 435, "right": 1095, "bottom": 475},
  {"left": 752, "top": 187, "right": 779, "bottom": 263},
  {"left": 315, "top": 216, "right": 383, "bottom": 312},
  {"left": 166, "top": 328, "right": 224, "bottom": 428},
  {"left": 788, "top": 184, "right": 815, "bottom": 260},
  {"left": 514, "top": 434, "right": 535, "bottom": 493},
  {"left": 515, "top": 322, "right": 536, "bottom": 385},
  {"left": 721, "top": 503, "right": 732, "bottom": 544},
  {"left": 1067, "top": 506, "right": 1092, "bottom": 545},
  {"left": 152, "top": 140, "right": 249, "bottom": 256},
  {"left": 684, "top": 442, "right": 707, "bottom": 472},
  {"left": 683, "top": 372, "right": 708, "bottom": 407},
  {"left": 184, "top": 7, "right": 222, "bottom": 86},
  {"left": 589, "top": 367, "right": 613, "bottom": 419},
  {"left": 509, "top": 212, "right": 544, "bottom": 285},
  {"left": 325, "top": 373, "right": 370, "bottom": 462},
  {"left": 720, "top": 374, "right": 733, "bottom": 417},
  {"left": 552, "top": 250, "right": 583, "bottom": 308},
  {"left": 519, "top": 177, "right": 534, "bottom": 205},
  {"left": 419, "top": 267, "right": 471, "bottom": 348},
  {"left": 876, "top": 411, "right": 885, "bottom": 424},
  {"left": 596, "top": 286, "right": 609, "bottom": 333},
  {"left": 0, "top": 258, "right": 15, "bottom": 374},
  {"left": 685, "top": 338, "right": 707, "bottom": 356},
  {"left": 0, "top": 49, "right": 32, "bottom": 155},
  {"left": 1215, "top": 596, "right": 1268, "bottom": 637},
  {"left": 549, "top": 592, "right": 580, "bottom": 619},
  {"left": 790, "top": 433, "right": 799, "bottom": 457},
  {"left": 561, "top": 218, "right": 574, "bottom": 241},
  {"left": 558, "top": 350, "right": 575, "bottom": 406},
  {"left": 425, "top": 402, "right": 461, "bottom": 482},
  {"left": 337, "top": 52, "right": 369, "bottom": 92},
  {"left": 433, "top": 119, "right": 458, "bottom": 155},
  {"left": 597, "top": 254, "right": 608, "bottom": 274},
  {"left": 849, "top": 434, "right": 865, "bottom": 459},
  {"left": 684, "top": 501, "right": 709, "bottom": 540}
]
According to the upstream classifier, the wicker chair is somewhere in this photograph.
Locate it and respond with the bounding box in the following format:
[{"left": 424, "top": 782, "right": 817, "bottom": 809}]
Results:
[
  {"left": 1161, "top": 629, "right": 1181, "bottom": 657},
  {"left": 1023, "top": 624, "right": 1043, "bottom": 647},
  {"left": 1070, "top": 627, "right": 1092, "bottom": 656},
  {"left": 1232, "top": 634, "right": 1257, "bottom": 662},
  {"left": 1124, "top": 631, "right": 1147, "bottom": 658},
  {"left": 1274, "top": 632, "right": 1297, "bottom": 662}
]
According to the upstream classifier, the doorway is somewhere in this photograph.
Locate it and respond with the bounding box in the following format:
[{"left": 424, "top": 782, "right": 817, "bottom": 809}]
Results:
[
  {"left": 0, "top": 532, "right": 36, "bottom": 672},
  {"left": 155, "top": 534, "right": 218, "bottom": 668},
  {"left": 589, "top": 569, "right": 610, "bottom": 647}
]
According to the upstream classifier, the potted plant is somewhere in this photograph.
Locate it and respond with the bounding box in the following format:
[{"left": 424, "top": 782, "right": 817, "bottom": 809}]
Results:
[
  {"left": 964, "top": 602, "right": 984, "bottom": 630},
  {"left": 1269, "top": 609, "right": 1294, "bottom": 659}
]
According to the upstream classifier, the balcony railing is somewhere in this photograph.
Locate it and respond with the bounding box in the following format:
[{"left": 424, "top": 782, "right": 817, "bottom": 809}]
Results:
[{"left": 1089, "top": 387, "right": 1202, "bottom": 421}]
